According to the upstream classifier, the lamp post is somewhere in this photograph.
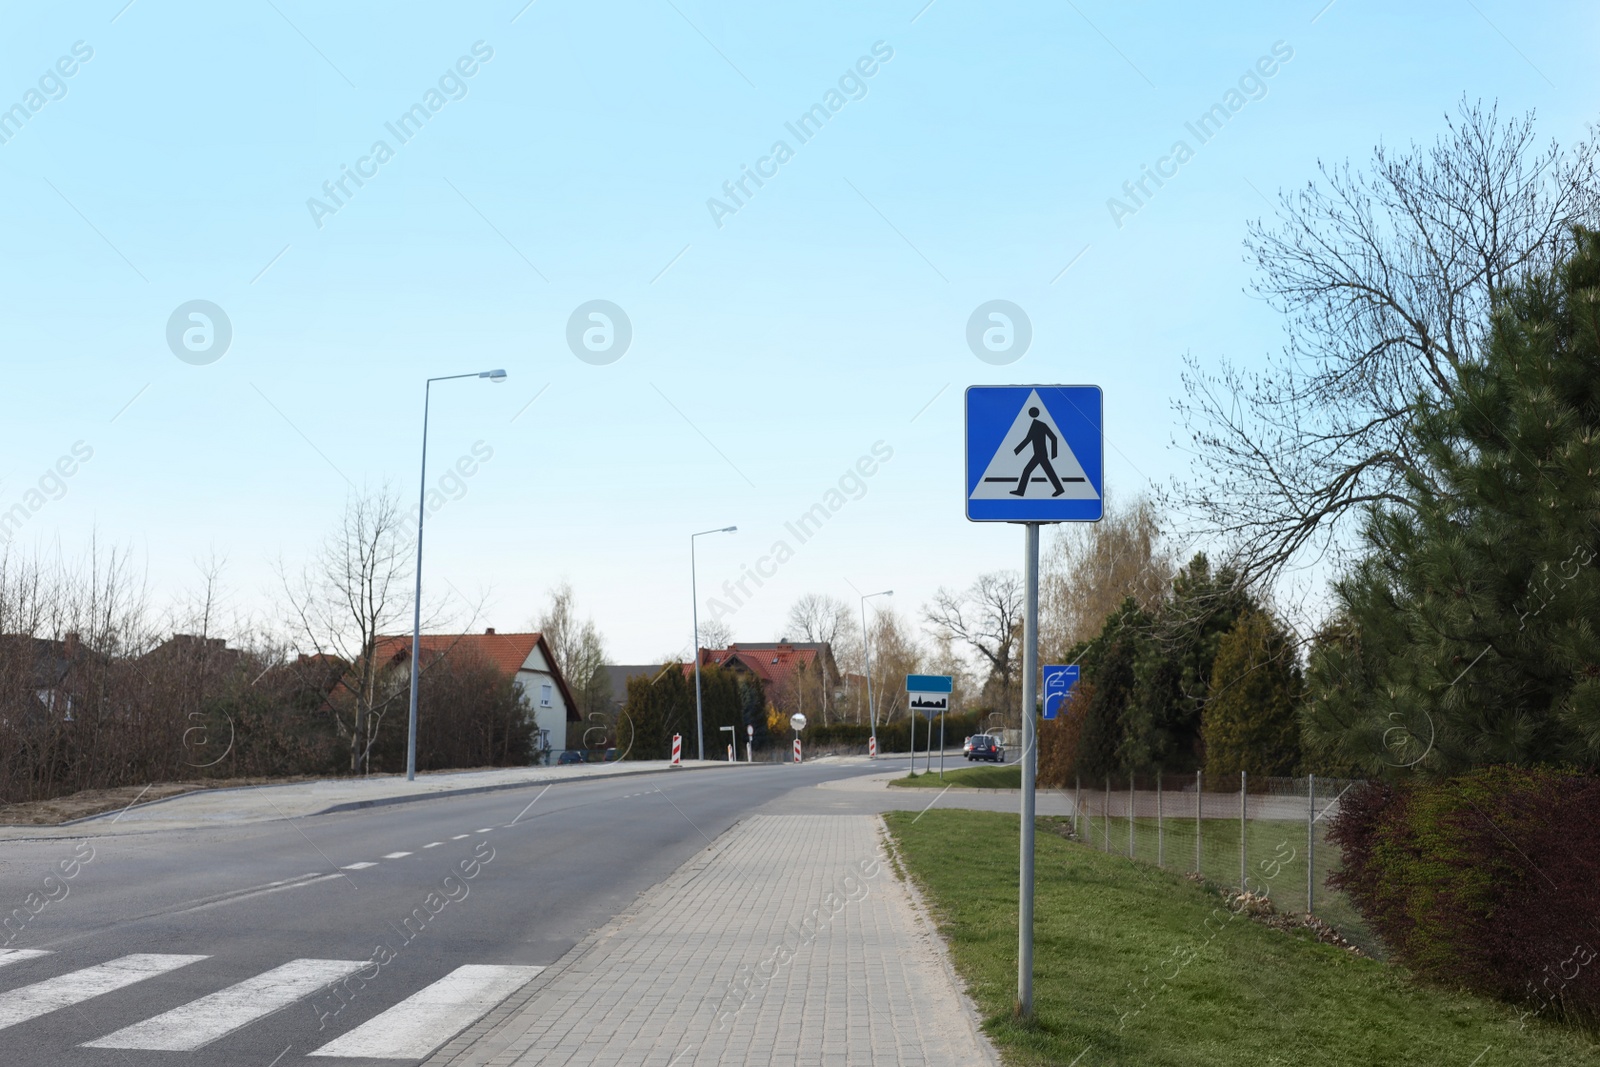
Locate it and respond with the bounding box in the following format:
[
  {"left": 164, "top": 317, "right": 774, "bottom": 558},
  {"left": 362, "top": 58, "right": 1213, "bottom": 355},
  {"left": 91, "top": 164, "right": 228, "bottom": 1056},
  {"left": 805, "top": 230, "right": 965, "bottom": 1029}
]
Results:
[
  {"left": 691, "top": 525, "right": 737, "bottom": 761},
  {"left": 859, "top": 589, "right": 892, "bottom": 757},
  {"left": 406, "top": 369, "right": 506, "bottom": 782}
]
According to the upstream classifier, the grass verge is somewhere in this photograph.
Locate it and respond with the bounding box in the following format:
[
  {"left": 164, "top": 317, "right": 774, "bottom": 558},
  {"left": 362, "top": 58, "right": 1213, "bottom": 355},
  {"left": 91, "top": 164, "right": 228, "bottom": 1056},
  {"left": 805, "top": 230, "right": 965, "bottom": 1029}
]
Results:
[
  {"left": 889, "top": 764, "right": 1021, "bottom": 789},
  {"left": 885, "top": 809, "right": 1595, "bottom": 1066}
]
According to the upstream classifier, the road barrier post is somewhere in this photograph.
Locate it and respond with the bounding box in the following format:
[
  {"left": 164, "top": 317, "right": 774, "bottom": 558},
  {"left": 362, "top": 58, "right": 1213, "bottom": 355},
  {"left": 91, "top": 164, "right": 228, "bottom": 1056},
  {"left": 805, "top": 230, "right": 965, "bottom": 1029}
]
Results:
[{"left": 671, "top": 734, "right": 681, "bottom": 767}]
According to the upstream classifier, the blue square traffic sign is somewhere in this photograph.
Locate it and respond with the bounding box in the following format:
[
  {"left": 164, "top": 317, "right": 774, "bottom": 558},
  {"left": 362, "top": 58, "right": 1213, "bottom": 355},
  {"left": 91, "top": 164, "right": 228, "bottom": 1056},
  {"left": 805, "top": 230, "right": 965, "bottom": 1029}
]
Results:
[{"left": 965, "top": 386, "right": 1103, "bottom": 522}]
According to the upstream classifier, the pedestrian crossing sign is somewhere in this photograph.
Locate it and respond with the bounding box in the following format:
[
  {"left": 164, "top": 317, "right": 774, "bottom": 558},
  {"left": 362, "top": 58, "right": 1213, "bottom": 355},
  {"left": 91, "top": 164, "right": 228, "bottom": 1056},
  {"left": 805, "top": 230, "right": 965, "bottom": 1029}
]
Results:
[{"left": 965, "top": 385, "right": 1103, "bottom": 522}]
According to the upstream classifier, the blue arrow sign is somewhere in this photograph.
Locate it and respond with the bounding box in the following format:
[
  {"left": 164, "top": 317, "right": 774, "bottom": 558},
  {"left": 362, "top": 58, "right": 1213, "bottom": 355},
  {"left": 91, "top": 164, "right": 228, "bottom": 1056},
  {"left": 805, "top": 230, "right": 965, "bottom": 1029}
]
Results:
[
  {"left": 1041, "top": 664, "right": 1080, "bottom": 720},
  {"left": 966, "top": 386, "right": 1103, "bottom": 522}
]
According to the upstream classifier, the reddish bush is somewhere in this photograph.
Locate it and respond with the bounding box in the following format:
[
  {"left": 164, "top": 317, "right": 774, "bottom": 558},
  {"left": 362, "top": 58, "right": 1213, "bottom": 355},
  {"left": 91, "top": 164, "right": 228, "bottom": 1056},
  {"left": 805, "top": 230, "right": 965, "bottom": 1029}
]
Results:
[{"left": 1329, "top": 767, "right": 1600, "bottom": 1026}]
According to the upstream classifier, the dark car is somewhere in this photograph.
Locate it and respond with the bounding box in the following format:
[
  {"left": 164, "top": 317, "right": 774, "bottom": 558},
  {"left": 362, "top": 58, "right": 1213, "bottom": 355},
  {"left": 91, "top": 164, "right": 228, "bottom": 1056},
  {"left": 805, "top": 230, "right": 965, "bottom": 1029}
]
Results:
[
  {"left": 967, "top": 735, "right": 1004, "bottom": 762},
  {"left": 556, "top": 750, "right": 586, "bottom": 765}
]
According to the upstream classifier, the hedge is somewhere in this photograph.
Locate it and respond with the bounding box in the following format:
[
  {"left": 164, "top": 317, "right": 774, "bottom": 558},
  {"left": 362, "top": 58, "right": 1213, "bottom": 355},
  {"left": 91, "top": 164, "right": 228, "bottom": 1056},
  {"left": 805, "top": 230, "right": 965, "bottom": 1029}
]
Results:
[{"left": 1328, "top": 766, "right": 1600, "bottom": 1027}]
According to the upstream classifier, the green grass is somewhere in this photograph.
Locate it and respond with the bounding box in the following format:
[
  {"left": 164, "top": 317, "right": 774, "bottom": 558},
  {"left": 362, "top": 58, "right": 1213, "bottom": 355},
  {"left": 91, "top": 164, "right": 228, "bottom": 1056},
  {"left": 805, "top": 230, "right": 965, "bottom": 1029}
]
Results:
[
  {"left": 889, "top": 763, "right": 1021, "bottom": 789},
  {"left": 885, "top": 809, "right": 1597, "bottom": 1066}
]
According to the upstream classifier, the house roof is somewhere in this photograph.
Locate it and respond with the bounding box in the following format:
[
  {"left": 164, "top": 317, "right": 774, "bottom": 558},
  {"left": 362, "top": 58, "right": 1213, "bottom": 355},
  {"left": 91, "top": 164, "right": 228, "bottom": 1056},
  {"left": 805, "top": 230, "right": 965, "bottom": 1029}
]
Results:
[
  {"left": 374, "top": 630, "right": 580, "bottom": 720},
  {"left": 687, "top": 642, "right": 822, "bottom": 694}
]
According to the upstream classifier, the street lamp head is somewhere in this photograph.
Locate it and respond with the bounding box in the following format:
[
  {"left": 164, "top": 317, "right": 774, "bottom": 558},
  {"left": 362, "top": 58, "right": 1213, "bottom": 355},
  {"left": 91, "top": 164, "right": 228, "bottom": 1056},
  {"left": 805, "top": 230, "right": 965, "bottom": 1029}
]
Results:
[
  {"left": 480, "top": 369, "right": 508, "bottom": 382},
  {"left": 722, "top": 525, "right": 737, "bottom": 533}
]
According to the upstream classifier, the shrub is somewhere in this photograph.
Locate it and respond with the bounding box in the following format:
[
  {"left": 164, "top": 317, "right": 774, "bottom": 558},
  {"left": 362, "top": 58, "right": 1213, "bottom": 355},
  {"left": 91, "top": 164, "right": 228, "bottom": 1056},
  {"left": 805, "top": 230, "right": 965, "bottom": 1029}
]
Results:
[
  {"left": 1328, "top": 766, "right": 1600, "bottom": 1026},
  {"left": 1037, "top": 683, "right": 1090, "bottom": 788}
]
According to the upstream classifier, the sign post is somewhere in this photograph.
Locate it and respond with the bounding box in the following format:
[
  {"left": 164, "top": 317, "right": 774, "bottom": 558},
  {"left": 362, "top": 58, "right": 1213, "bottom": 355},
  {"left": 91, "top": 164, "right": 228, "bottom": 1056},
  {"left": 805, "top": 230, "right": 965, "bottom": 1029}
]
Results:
[
  {"left": 966, "top": 384, "right": 1103, "bottom": 1019},
  {"left": 791, "top": 713, "right": 806, "bottom": 764},
  {"left": 906, "top": 675, "right": 952, "bottom": 777}
]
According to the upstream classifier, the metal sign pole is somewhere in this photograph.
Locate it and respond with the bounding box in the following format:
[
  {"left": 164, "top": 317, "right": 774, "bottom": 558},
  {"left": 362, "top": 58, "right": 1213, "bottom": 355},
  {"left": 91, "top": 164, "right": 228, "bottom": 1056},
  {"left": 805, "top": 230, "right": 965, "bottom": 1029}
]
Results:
[
  {"left": 1017, "top": 521, "right": 1039, "bottom": 1017},
  {"left": 939, "top": 712, "right": 945, "bottom": 779}
]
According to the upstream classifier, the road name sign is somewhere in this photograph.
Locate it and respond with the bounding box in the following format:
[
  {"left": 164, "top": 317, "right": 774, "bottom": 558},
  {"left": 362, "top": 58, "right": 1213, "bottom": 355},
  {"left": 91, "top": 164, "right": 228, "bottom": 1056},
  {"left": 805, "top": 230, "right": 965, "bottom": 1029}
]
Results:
[
  {"left": 1042, "top": 665, "right": 1080, "bottom": 720},
  {"left": 965, "top": 386, "right": 1103, "bottom": 522}
]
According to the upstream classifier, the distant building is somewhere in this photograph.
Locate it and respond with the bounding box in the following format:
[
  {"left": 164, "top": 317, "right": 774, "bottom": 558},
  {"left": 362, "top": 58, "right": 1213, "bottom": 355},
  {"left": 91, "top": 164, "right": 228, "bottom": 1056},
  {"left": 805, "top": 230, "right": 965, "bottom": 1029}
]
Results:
[
  {"left": 376, "top": 629, "right": 579, "bottom": 756},
  {"left": 686, "top": 641, "right": 845, "bottom": 721}
]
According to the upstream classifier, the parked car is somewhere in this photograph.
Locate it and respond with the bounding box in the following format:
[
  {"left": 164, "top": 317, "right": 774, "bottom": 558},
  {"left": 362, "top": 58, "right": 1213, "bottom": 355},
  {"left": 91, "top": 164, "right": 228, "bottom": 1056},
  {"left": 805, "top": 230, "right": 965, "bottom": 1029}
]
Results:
[
  {"left": 556, "top": 750, "right": 586, "bottom": 765},
  {"left": 967, "top": 735, "right": 1004, "bottom": 762}
]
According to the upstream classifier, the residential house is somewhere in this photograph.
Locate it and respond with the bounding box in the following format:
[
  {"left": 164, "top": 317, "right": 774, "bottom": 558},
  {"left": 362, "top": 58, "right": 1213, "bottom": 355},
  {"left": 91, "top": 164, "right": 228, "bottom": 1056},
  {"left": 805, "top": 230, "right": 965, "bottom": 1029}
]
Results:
[
  {"left": 375, "top": 629, "right": 579, "bottom": 757},
  {"left": 687, "top": 641, "right": 845, "bottom": 722}
]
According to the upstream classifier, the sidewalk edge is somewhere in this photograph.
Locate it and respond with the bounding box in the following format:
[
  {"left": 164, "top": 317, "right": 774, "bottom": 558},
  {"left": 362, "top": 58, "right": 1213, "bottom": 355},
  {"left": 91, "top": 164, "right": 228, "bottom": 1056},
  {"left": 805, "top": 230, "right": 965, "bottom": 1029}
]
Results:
[{"left": 876, "top": 812, "right": 1004, "bottom": 1067}]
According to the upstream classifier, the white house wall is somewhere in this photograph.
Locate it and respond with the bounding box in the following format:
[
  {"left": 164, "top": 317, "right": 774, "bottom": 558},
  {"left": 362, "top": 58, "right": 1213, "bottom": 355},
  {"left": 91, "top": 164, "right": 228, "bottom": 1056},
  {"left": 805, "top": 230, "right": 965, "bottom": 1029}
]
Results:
[{"left": 516, "top": 642, "right": 571, "bottom": 753}]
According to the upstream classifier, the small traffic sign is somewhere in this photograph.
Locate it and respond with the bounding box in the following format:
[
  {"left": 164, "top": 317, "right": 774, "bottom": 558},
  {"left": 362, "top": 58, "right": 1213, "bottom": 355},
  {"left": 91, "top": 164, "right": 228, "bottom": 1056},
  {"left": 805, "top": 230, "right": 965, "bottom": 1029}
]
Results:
[
  {"left": 1042, "top": 665, "right": 1080, "bottom": 720},
  {"left": 966, "top": 386, "right": 1103, "bottom": 522}
]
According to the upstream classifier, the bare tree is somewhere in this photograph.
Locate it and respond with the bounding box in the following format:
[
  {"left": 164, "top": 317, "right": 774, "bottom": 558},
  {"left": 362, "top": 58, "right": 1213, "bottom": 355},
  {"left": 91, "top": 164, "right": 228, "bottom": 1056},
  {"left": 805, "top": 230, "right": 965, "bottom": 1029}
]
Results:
[
  {"left": 1171, "top": 99, "right": 1598, "bottom": 582},
  {"left": 1041, "top": 495, "right": 1174, "bottom": 662},
  {"left": 535, "top": 581, "right": 610, "bottom": 715},
  {"left": 923, "top": 571, "right": 1024, "bottom": 710},
  {"left": 785, "top": 593, "right": 855, "bottom": 722},
  {"left": 278, "top": 488, "right": 412, "bottom": 774},
  {"left": 696, "top": 617, "right": 733, "bottom": 652},
  {"left": 865, "top": 607, "right": 923, "bottom": 724}
]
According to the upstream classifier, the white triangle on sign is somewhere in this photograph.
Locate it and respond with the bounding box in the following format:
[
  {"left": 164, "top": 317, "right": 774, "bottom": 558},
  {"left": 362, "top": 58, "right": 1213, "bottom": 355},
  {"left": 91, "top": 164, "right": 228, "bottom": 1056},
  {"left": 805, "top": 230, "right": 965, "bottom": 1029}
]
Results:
[{"left": 970, "top": 390, "right": 1099, "bottom": 501}]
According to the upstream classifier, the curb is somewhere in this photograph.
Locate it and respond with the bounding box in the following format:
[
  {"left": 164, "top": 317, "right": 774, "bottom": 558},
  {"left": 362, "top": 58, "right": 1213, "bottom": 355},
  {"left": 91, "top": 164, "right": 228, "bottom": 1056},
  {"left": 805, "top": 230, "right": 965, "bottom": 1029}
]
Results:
[
  {"left": 312, "top": 762, "right": 731, "bottom": 816},
  {"left": 0, "top": 762, "right": 737, "bottom": 831}
]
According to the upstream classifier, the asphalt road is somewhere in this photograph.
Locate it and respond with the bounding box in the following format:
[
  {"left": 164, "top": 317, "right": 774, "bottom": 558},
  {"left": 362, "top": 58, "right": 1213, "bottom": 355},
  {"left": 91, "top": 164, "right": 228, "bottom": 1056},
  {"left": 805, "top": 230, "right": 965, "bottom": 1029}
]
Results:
[{"left": 0, "top": 755, "right": 978, "bottom": 1066}]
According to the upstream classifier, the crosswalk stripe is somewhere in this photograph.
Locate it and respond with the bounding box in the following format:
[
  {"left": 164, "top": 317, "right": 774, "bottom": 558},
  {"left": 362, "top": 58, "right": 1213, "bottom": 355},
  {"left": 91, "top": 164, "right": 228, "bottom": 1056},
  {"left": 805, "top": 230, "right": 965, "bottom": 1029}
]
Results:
[
  {"left": 308, "top": 964, "right": 544, "bottom": 1059},
  {"left": 83, "top": 957, "right": 367, "bottom": 1051},
  {"left": 0, "top": 953, "right": 207, "bottom": 1031},
  {"left": 0, "top": 950, "right": 50, "bottom": 969}
]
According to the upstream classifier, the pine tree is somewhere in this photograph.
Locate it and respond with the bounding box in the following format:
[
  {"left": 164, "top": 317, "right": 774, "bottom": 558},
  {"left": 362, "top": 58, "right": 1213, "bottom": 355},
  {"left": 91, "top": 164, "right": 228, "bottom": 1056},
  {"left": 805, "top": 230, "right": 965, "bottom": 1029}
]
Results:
[
  {"left": 1304, "top": 228, "right": 1600, "bottom": 775},
  {"left": 1202, "top": 611, "right": 1303, "bottom": 778},
  {"left": 1073, "top": 599, "right": 1148, "bottom": 782}
]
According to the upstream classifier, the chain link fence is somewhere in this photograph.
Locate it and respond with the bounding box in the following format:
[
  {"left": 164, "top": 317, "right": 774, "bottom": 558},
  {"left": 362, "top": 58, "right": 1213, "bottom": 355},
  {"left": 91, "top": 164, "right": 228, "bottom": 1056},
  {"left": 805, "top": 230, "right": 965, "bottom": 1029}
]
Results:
[{"left": 1066, "top": 771, "right": 1378, "bottom": 955}]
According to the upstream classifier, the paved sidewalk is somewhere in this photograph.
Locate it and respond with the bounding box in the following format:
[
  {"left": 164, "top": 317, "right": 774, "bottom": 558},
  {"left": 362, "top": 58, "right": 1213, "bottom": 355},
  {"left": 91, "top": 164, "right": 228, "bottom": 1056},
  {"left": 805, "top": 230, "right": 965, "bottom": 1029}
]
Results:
[
  {"left": 0, "top": 761, "right": 723, "bottom": 841},
  {"left": 425, "top": 814, "right": 997, "bottom": 1067}
]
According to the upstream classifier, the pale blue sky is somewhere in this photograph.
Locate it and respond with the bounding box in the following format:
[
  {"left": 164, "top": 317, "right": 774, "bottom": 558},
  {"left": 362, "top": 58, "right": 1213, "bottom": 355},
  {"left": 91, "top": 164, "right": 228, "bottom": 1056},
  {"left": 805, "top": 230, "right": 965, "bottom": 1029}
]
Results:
[{"left": 0, "top": 0, "right": 1594, "bottom": 661}]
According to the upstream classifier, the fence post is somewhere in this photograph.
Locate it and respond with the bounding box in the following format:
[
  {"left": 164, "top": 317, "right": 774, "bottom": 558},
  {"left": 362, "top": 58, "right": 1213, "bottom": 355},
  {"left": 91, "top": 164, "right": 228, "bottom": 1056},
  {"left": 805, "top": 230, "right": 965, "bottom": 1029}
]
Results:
[
  {"left": 1239, "top": 770, "right": 1247, "bottom": 892},
  {"left": 1157, "top": 770, "right": 1164, "bottom": 868},
  {"left": 1195, "top": 769, "right": 1202, "bottom": 876},
  {"left": 1128, "top": 778, "right": 1136, "bottom": 859},
  {"left": 1074, "top": 774, "right": 1082, "bottom": 840},
  {"left": 1104, "top": 777, "right": 1111, "bottom": 852},
  {"left": 1307, "top": 773, "right": 1316, "bottom": 918}
]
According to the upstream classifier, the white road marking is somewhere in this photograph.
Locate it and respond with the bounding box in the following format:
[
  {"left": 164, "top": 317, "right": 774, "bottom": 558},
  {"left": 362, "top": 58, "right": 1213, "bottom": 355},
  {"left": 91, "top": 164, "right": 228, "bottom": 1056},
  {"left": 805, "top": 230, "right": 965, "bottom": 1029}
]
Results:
[
  {"left": 475, "top": 828, "right": 492, "bottom": 833},
  {"left": 308, "top": 964, "right": 544, "bottom": 1059},
  {"left": 451, "top": 834, "right": 470, "bottom": 840},
  {"left": 423, "top": 842, "right": 443, "bottom": 848},
  {"left": 0, "top": 950, "right": 50, "bottom": 969},
  {"left": 0, "top": 954, "right": 208, "bottom": 1031},
  {"left": 340, "top": 862, "right": 377, "bottom": 870},
  {"left": 381, "top": 852, "right": 412, "bottom": 859},
  {"left": 84, "top": 958, "right": 368, "bottom": 1051}
]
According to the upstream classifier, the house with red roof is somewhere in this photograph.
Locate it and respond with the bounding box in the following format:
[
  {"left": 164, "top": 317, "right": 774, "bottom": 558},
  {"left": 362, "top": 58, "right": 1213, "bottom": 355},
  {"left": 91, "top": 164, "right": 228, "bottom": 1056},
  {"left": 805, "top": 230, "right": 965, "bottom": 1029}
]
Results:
[
  {"left": 686, "top": 641, "right": 843, "bottom": 721},
  {"left": 374, "top": 628, "right": 579, "bottom": 757}
]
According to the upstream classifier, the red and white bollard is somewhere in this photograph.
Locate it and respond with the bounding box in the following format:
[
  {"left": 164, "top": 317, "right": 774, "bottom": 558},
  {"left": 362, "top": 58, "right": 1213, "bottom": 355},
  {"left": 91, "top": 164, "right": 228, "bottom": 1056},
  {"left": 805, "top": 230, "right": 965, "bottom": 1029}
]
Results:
[
  {"left": 793, "top": 737, "right": 802, "bottom": 763},
  {"left": 727, "top": 744, "right": 734, "bottom": 762},
  {"left": 868, "top": 736, "right": 877, "bottom": 759},
  {"left": 671, "top": 734, "right": 682, "bottom": 767}
]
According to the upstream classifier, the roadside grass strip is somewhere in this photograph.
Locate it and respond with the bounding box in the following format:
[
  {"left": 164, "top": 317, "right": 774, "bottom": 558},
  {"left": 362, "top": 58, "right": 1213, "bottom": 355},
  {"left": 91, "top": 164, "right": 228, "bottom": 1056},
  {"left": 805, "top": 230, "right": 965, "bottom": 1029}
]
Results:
[
  {"left": 884, "top": 809, "right": 1597, "bottom": 1066},
  {"left": 889, "top": 764, "right": 1021, "bottom": 789}
]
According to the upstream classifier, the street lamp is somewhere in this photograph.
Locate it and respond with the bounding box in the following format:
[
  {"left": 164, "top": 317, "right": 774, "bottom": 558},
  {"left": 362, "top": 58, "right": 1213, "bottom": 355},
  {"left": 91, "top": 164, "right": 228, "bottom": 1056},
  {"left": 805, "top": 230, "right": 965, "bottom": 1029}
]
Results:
[
  {"left": 406, "top": 369, "right": 507, "bottom": 782},
  {"left": 691, "top": 525, "right": 737, "bottom": 761},
  {"left": 859, "top": 589, "right": 893, "bottom": 757}
]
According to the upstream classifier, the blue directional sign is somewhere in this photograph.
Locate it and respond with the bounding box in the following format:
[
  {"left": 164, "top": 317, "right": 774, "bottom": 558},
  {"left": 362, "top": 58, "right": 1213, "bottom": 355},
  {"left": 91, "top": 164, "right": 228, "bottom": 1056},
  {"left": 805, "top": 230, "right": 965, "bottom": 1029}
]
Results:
[
  {"left": 906, "top": 674, "right": 953, "bottom": 718},
  {"left": 1041, "top": 664, "right": 1080, "bottom": 720},
  {"left": 966, "top": 386, "right": 1103, "bottom": 522}
]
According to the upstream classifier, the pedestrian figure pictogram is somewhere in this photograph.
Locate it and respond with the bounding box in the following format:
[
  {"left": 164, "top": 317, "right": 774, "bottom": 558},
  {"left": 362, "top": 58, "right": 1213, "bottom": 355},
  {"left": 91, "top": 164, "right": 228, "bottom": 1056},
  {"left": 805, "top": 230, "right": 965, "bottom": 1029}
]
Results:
[{"left": 1009, "top": 406, "right": 1065, "bottom": 497}]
